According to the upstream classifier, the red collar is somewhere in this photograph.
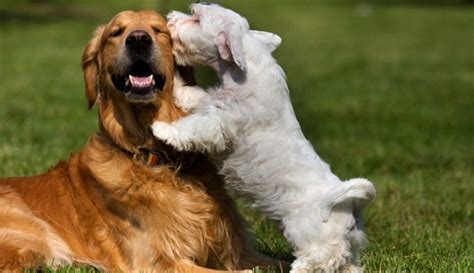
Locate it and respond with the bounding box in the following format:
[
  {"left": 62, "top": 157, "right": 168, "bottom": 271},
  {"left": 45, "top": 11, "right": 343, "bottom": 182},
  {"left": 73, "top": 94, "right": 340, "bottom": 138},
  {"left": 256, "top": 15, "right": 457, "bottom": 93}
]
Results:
[{"left": 135, "top": 148, "right": 172, "bottom": 167}]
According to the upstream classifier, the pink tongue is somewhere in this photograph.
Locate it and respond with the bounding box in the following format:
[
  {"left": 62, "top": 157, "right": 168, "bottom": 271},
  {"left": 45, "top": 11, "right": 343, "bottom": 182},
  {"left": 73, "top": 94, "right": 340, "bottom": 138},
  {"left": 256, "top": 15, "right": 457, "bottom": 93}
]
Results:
[{"left": 129, "top": 75, "right": 154, "bottom": 88}]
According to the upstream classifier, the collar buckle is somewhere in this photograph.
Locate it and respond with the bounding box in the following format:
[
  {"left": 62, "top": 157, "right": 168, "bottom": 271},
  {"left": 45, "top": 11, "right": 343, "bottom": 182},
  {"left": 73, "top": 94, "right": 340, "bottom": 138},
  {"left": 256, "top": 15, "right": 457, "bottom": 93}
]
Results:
[{"left": 138, "top": 148, "right": 171, "bottom": 167}]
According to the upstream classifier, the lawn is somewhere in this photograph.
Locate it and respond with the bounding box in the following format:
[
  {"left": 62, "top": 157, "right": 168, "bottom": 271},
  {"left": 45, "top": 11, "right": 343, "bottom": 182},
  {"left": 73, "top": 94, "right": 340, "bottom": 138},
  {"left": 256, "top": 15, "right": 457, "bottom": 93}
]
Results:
[{"left": 1, "top": 0, "right": 473, "bottom": 272}]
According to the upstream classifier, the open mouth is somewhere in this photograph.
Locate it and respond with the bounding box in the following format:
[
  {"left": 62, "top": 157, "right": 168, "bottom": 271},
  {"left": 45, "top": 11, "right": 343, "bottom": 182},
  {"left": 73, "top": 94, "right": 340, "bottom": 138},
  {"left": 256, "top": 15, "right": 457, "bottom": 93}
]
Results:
[{"left": 112, "top": 60, "right": 166, "bottom": 102}]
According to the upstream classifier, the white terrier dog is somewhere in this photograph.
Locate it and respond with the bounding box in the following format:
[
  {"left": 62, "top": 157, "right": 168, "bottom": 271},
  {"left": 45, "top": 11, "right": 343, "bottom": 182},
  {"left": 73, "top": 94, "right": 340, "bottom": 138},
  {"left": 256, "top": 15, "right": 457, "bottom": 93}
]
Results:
[{"left": 152, "top": 4, "right": 376, "bottom": 272}]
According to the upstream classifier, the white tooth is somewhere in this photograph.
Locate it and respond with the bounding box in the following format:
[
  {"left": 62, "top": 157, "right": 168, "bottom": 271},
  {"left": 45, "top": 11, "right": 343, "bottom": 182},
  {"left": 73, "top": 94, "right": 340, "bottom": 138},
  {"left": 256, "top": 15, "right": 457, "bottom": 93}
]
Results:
[{"left": 128, "top": 75, "right": 154, "bottom": 87}]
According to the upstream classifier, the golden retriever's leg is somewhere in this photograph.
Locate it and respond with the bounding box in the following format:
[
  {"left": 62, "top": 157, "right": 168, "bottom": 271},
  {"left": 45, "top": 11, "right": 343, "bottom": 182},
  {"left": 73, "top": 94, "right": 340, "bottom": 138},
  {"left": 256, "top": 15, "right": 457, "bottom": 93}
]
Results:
[
  {"left": 0, "top": 235, "right": 46, "bottom": 273},
  {"left": 0, "top": 189, "right": 50, "bottom": 272},
  {"left": 0, "top": 187, "right": 72, "bottom": 272}
]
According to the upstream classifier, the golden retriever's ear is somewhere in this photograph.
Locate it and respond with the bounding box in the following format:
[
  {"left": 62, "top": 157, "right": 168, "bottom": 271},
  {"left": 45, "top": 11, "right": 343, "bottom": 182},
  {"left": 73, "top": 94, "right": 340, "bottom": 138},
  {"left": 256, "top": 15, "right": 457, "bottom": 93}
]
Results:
[{"left": 81, "top": 26, "right": 105, "bottom": 109}]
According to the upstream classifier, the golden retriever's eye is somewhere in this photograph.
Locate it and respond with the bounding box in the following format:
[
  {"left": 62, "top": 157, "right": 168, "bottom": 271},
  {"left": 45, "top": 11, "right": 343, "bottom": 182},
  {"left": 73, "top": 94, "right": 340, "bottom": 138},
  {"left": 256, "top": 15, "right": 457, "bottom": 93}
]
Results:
[
  {"left": 152, "top": 27, "right": 162, "bottom": 34},
  {"left": 111, "top": 28, "right": 125, "bottom": 38}
]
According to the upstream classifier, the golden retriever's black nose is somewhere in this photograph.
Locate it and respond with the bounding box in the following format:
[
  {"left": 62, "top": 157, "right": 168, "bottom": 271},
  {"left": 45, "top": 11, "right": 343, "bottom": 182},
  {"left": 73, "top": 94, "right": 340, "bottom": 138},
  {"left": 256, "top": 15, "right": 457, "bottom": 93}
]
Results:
[{"left": 126, "top": 30, "right": 152, "bottom": 50}]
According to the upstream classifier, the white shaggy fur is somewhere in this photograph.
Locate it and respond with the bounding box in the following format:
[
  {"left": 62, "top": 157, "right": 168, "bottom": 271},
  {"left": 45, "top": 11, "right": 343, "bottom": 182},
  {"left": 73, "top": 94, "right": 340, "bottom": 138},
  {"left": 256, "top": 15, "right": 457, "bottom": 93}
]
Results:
[{"left": 152, "top": 4, "right": 376, "bottom": 272}]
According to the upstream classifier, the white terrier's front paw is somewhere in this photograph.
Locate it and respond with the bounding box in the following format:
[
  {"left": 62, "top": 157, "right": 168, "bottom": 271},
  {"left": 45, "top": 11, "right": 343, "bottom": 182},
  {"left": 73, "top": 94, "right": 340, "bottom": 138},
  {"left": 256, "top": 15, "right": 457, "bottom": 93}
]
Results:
[
  {"left": 151, "top": 121, "right": 194, "bottom": 152},
  {"left": 151, "top": 121, "right": 181, "bottom": 148},
  {"left": 151, "top": 121, "right": 172, "bottom": 139}
]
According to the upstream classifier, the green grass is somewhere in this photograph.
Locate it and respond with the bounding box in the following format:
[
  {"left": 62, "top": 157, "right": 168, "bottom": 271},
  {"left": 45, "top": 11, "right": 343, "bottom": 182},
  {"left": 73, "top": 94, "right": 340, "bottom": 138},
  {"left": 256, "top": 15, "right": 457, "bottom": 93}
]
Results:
[{"left": 1, "top": 0, "right": 473, "bottom": 272}]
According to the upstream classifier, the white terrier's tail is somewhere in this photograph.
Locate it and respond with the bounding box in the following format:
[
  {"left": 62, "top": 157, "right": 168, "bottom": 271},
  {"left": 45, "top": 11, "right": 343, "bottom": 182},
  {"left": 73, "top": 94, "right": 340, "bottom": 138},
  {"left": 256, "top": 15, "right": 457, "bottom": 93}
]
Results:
[{"left": 320, "top": 178, "right": 376, "bottom": 222}]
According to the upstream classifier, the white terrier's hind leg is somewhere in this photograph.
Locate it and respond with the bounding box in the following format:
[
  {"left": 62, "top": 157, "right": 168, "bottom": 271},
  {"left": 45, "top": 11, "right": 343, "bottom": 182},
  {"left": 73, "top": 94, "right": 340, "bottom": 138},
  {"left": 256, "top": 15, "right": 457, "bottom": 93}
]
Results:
[
  {"left": 320, "top": 178, "right": 376, "bottom": 221},
  {"left": 290, "top": 246, "right": 362, "bottom": 273}
]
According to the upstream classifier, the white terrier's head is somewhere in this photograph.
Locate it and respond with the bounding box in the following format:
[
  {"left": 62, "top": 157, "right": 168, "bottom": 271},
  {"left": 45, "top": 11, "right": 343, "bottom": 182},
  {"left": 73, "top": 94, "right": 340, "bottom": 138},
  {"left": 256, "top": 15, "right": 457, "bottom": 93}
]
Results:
[{"left": 167, "top": 3, "right": 281, "bottom": 72}]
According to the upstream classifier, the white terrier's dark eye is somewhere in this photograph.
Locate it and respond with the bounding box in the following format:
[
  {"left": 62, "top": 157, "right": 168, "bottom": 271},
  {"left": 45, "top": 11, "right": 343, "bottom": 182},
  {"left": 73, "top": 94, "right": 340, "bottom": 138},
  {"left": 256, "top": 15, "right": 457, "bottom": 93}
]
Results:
[{"left": 350, "top": 223, "right": 356, "bottom": 231}]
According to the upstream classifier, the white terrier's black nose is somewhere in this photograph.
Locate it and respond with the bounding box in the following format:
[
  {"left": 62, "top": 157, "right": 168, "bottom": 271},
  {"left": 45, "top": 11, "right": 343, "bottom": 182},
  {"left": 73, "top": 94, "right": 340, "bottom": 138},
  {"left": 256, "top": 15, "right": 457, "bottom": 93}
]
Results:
[{"left": 126, "top": 30, "right": 152, "bottom": 50}]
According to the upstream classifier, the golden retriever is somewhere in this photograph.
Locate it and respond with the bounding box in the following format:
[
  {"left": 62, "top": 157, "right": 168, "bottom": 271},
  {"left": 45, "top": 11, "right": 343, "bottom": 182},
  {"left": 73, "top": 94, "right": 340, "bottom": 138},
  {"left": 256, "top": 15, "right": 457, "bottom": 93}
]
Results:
[{"left": 0, "top": 10, "right": 278, "bottom": 273}]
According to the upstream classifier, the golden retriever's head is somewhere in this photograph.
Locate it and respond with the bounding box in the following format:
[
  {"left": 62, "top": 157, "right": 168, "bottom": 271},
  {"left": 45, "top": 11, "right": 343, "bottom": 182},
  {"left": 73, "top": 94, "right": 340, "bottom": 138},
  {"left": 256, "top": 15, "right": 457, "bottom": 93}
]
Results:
[
  {"left": 81, "top": 11, "right": 187, "bottom": 153},
  {"left": 82, "top": 10, "right": 174, "bottom": 108}
]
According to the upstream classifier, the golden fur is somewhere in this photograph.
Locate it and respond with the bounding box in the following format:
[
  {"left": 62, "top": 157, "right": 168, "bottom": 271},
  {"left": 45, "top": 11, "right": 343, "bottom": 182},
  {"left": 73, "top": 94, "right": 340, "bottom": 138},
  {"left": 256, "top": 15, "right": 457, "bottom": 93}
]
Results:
[{"left": 0, "top": 10, "right": 279, "bottom": 273}]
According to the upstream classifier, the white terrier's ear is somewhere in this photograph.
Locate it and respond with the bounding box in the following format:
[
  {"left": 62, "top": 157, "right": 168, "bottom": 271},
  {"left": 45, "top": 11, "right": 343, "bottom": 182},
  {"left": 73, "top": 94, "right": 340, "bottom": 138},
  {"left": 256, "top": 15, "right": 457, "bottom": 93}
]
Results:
[
  {"left": 250, "top": 30, "right": 282, "bottom": 52},
  {"left": 216, "top": 27, "right": 247, "bottom": 72},
  {"left": 320, "top": 178, "right": 376, "bottom": 222}
]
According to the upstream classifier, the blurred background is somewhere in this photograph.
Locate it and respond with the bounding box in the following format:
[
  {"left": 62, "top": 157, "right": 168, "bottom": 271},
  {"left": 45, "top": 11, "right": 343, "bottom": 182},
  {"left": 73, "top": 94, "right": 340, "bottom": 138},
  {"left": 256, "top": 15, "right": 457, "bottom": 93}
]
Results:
[{"left": 1, "top": 0, "right": 473, "bottom": 271}]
